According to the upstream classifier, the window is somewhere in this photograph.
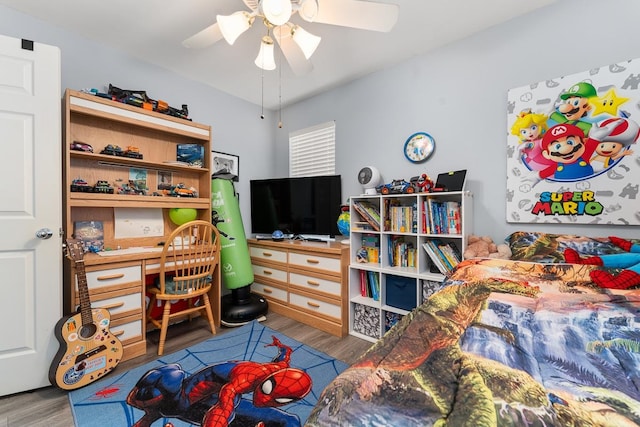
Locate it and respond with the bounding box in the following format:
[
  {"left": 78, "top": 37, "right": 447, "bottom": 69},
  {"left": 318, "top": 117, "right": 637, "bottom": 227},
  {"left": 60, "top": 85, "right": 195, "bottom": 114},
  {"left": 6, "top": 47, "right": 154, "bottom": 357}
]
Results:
[{"left": 289, "top": 121, "right": 335, "bottom": 177}]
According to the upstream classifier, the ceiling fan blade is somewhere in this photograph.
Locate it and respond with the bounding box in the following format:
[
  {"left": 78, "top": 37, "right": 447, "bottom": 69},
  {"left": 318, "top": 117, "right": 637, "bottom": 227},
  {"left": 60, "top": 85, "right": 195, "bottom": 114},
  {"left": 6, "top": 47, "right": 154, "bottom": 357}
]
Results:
[
  {"left": 182, "top": 22, "right": 223, "bottom": 49},
  {"left": 314, "top": 0, "right": 399, "bottom": 32},
  {"left": 275, "top": 27, "right": 313, "bottom": 75}
]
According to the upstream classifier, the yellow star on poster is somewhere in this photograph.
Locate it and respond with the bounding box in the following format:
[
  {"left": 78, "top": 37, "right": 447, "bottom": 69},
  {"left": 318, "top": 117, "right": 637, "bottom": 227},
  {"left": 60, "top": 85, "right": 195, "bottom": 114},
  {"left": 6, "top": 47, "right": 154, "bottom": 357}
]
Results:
[{"left": 591, "top": 88, "right": 629, "bottom": 117}]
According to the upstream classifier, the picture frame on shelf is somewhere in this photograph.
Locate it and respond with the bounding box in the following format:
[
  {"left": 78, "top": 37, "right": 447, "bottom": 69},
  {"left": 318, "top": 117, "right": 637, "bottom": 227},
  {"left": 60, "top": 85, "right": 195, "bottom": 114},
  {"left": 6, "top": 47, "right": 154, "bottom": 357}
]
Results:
[{"left": 211, "top": 151, "right": 239, "bottom": 182}]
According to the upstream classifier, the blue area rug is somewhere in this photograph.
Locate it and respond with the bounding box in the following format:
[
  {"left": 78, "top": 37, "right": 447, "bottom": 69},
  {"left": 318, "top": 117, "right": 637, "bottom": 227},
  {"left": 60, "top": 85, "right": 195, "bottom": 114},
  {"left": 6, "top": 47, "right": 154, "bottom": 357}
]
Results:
[{"left": 68, "top": 321, "right": 347, "bottom": 426}]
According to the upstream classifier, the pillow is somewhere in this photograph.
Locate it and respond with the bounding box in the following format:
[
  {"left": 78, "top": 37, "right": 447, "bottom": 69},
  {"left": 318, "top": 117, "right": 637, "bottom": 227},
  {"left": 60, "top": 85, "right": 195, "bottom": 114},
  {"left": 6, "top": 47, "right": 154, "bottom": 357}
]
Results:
[{"left": 506, "top": 231, "right": 636, "bottom": 263}]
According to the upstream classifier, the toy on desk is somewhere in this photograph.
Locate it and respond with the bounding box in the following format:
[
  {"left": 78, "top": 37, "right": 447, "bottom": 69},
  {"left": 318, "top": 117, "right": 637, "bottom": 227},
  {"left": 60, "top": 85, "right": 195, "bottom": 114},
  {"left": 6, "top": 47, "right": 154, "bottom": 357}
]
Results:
[
  {"left": 271, "top": 230, "right": 285, "bottom": 241},
  {"left": 166, "top": 183, "right": 196, "bottom": 197},
  {"left": 107, "top": 84, "right": 191, "bottom": 121},
  {"left": 70, "top": 141, "right": 93, "bottom": 153},
  {"left": 409, "top": 173, "right": 434, "bottom": 193},
  {"left": 93, "top": 180, "right": 114, "bottom": 194},
  {"left": 124, "top": 145, "right": 143, "bottom": 159},
  {"left": 70, "top": 178, "right": 91, "bottom": 192},
  {"left": 100, "top": 144, "right": 125, "bottom": 156},
  {"left": 118, "top": 180, "right": 147, "bottom": 195},
  {"left": 376, "top": 179, "right": 415, "bottom": 195}
]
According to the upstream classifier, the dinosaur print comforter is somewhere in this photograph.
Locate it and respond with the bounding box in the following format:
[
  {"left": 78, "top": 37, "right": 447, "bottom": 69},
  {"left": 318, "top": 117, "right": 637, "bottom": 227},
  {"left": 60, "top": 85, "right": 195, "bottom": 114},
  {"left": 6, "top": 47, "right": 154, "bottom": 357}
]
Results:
[{"left": 308, "top": 258, "right": 640, "bottom": 426}]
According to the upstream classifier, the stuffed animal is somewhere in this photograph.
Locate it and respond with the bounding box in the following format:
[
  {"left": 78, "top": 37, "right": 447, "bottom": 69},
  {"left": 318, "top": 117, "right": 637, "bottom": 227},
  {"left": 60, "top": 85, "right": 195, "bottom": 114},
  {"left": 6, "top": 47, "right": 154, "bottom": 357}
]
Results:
[
  {"left": 464, "top": 235, "right": 512, "bottom": 259},
  {"left": 563, "top": 236, "right": 640, "bottom": 289}
]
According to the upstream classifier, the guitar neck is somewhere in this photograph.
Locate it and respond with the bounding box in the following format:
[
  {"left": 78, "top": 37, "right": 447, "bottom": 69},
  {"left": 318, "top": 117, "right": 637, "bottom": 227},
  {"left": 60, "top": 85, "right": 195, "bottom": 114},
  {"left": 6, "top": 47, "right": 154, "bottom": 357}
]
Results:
[{"left": 75, "top": 260, "right": 93, "bottom": 326}]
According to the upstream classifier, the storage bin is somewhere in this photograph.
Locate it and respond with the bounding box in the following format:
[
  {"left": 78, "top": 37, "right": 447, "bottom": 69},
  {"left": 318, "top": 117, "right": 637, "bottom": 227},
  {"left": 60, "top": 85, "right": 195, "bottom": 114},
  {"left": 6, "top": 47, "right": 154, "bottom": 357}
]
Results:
[{"left": 385, "top": 275, "right": 417, "bottom": 310}]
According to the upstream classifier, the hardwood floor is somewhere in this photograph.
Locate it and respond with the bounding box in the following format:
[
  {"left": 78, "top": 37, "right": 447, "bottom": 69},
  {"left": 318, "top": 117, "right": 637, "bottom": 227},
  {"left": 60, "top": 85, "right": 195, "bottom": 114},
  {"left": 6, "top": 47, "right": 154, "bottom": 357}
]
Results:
[{"left": 0, "top": 313, "right": 372, "bottom": 427}]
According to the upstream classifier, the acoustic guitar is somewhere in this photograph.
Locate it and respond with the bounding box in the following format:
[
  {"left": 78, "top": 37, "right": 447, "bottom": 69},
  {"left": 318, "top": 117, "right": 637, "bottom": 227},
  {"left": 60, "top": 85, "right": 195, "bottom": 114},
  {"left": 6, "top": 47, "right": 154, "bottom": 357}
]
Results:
[{"left": 49, "top": 239, "right": 123, "bottom": 390}]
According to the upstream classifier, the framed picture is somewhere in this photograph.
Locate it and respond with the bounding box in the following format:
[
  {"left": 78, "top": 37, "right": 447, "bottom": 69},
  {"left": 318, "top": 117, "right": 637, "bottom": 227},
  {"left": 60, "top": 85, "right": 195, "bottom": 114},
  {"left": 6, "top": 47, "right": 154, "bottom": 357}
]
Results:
[{"left": 211, "top": 151, "right": 239, "bottom": 182}]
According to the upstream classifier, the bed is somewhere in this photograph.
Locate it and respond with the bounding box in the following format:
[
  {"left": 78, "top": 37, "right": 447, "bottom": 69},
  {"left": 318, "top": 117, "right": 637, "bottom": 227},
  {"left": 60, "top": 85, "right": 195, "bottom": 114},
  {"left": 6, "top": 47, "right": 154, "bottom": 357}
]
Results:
[{"left": 307, "top": 232, "right": 640, "bottom": 426}]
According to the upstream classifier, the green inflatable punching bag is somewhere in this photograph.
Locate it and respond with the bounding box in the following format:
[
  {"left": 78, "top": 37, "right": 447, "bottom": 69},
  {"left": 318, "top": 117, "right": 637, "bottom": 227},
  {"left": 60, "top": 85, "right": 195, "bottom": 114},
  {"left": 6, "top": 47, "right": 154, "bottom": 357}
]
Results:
[{"left": 211, "top": 177, "right": 267, "bottom": 325}]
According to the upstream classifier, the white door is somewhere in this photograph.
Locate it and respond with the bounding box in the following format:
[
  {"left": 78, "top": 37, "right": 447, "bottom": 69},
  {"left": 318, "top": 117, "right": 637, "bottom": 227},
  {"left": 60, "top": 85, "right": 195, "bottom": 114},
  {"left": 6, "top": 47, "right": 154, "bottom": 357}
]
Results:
[{"left": 0, "top": 34, "right": 62, "bottom": 396}]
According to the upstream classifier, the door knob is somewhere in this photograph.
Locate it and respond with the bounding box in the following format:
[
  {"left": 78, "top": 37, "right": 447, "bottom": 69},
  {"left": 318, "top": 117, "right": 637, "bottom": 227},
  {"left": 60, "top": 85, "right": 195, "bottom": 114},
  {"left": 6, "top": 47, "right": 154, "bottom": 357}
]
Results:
[{"left": 36, "top": 228, "right": 53, "bottom": 239}]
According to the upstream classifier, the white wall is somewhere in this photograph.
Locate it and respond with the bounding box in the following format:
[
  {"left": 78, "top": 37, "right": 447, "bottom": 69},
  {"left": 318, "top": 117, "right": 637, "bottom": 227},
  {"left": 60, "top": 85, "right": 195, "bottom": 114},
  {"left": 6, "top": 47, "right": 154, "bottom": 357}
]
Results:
[
  {"left": 280, "top": 0, "right": 640, "bottom": 243},
  {"left": 0, "top": 5, "right": 276, "bottom": 233}
]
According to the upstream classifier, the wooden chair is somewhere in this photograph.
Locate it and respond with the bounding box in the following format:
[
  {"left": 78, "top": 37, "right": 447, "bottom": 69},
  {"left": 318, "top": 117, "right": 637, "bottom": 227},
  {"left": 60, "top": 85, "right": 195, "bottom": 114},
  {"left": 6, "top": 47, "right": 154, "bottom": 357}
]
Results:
[{"left": 147, "top": 220, "right": 221, "bottom": 355}]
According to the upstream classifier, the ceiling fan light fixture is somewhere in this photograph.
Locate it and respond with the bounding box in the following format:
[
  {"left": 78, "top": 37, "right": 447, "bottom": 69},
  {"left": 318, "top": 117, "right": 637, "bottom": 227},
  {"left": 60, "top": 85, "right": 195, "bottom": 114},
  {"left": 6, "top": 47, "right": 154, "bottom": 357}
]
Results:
[
  {"left": 261, "top": 0, "right": 292, "bottom": 26},
  {"left": 292, "top": 25, "right": 321, "bottom": 59},
  {"left": 255, "top": 35, "right": 276, "bottom": 70},
  {"left": 217, "top": 11, "right": 253, "bottom": 45},
  {"left": 298, "top": 0, "right": 318, "bottom": 23}
]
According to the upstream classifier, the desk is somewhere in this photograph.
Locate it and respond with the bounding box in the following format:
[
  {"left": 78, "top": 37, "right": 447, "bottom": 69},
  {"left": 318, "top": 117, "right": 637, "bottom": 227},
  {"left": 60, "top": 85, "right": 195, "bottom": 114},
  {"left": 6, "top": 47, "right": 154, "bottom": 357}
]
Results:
[{"left": 65, "top": 249, "right": 221, "bottom": 362}]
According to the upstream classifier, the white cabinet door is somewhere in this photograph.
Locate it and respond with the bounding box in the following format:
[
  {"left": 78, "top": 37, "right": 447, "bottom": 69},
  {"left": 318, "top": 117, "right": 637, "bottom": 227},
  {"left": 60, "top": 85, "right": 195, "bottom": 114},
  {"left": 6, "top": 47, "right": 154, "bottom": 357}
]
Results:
[{"left": 0, "top": 34, "right": 62, "bottom": 396}]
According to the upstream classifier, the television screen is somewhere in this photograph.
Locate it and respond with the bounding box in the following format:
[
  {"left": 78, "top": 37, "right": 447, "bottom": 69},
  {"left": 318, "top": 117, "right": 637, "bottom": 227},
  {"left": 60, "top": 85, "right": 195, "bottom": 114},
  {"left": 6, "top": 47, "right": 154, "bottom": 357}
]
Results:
[{"left": 250, "top": 175, "right": 342, "bottom": 237}]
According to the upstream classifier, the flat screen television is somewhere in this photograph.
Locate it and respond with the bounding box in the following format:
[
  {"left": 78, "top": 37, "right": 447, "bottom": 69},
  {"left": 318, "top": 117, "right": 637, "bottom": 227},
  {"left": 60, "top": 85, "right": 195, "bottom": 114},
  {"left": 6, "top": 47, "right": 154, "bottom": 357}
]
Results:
[{"left": 250, "top": 175, "right": 342, "bottom": 238}]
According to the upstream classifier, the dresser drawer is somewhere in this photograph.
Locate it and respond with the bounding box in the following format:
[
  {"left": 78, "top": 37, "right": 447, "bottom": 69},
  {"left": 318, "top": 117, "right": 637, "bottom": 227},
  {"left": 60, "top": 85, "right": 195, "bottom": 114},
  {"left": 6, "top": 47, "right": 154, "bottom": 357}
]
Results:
[
  {"left": 252, "top": 264, "right": 288, "bottom": 283},
  {"left": 289, "top": 292, "right": 341, "bottom": 319},
  {"left": 250, "top": 246, "right": 287, "bottom": 263},
  {"left": 289, "top": 272, "right": 341, "bottom": 297},
  {"left": 289, "top": 252, "right": 340, "bottom": 273},
  {"left": 81, "top": 265, "right": 142, "bottom": 292},
  {"left": 110, "top": 318, "right": 143, "bottom": 344},
  {"left": 252, "top": 282, "right": 288, "bottom": 303},
  {"left": 92, "top": 292, "right": 143, "bottom": 319}
]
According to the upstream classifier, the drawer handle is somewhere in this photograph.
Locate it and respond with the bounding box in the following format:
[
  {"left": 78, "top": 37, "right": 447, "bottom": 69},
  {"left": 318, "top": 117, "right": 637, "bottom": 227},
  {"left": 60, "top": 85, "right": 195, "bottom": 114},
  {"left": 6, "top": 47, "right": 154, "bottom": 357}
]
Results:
[
  {"left": 306, "top": 259, "right": 320, "bottom": 264},
  {"left": 307, "top": 280, "right": 320, "bottom": 286},
  {"left": 262, "top": 252, "right": 273, "bottom": 257},
  {"left": 263, "top": 288, "right": 273, "bottom": 294},
  {"left": 263, "top": 270, "right": 273, "bottom": 275},
  {"left": 112, "top": 330, "right": 124, "bottom": 337},
  {"left": 307, "top": 301, "right": 320, "bottom": 308},
  {"left": 98, "top": 302, "right": 125, "bottom": 310},
  {"left": 97, "top": 273, "right": 125, "bottom": 281}
]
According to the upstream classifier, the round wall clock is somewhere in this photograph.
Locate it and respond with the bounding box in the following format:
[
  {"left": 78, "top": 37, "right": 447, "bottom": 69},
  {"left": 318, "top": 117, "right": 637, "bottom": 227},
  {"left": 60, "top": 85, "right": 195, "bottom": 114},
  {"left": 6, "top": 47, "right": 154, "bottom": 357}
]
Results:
[{"left": 403, "top": 132, "right": 435, "bottom": 163}]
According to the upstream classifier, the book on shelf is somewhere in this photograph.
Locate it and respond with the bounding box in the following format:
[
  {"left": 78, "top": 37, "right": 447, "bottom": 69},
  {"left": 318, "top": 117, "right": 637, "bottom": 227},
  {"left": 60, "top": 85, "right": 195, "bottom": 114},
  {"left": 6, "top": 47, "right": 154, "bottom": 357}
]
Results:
[
  {"left": 352, "top": 201, "right": 380, "bottom": 231},
  {"left": 361, "top": 234, "right": 380, "bottom": 263},
  {"left": 422, "top": 199, "right": 461, "bottom": 235},
  {"left": 388, "top": 236, "right": 416, "bottom": 268},
  {"left": 422, "top": 239, "right": 460, "bottom": 274}
]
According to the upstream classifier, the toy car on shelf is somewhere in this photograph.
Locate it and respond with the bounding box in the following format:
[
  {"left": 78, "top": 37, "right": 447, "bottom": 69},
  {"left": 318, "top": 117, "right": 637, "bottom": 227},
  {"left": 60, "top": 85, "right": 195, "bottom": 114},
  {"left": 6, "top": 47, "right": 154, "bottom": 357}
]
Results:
[
  {"left": 170, "top": 183, "right": 197, "bottom": 197},
  {"left": 100, "top": 144, "right": 125, "bottom": 156},
  {"left": 93, "top": 180, "right": 114, "bottom": 194},
  {"left": 70, "top": 141, "right": 93, "bottom": 153},
  {"left": 124, "top": 146, "right": 143, "bottom": 159},
  {"left": 376, "top": 179, "right": 415, "bottom": 195},
  {"left": 118, "top": 180, "right": 147, "bottom": 196},
  {"left": 70, "top": 178, "right": 92, "bottom": 192},
  {"left": 410, "top": 173, "right": 434, "bottom": 192}
]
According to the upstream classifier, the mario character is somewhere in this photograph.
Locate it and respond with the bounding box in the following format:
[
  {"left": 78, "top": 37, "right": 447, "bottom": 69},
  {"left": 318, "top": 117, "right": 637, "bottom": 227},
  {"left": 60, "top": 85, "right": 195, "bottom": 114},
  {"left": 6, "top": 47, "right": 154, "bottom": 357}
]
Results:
[
  {"left": 588, "top": 117, "right": 639, "bottom": 170},
  {"left": 510, "top": 109, "right": 554, "bottom": 172},
  {"left": 538, "top": 123, "right": 597, "bottom": 180},
  {"left": 564, "top": 236, "right": 640, "bottom": 290},
  {"left": 549, "top": 82, "right": 597, "bottom": 135},
  {"left": 126, "top": 336, "right": 312, "bottom": 427}
]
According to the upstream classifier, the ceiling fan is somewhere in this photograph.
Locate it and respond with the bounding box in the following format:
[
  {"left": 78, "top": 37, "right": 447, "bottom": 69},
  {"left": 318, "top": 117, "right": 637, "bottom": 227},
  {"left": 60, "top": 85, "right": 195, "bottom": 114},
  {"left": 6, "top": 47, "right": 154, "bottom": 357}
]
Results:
[{"left": 182, "top": 0, "right": 399, "bottom": 75}]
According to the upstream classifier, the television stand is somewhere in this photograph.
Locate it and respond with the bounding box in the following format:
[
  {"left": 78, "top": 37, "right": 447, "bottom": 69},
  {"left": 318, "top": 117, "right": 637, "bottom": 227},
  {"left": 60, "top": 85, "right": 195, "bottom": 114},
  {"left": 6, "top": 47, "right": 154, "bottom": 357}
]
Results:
[{"left": 247, "top": 238, "right": 348, "bottom": 337}]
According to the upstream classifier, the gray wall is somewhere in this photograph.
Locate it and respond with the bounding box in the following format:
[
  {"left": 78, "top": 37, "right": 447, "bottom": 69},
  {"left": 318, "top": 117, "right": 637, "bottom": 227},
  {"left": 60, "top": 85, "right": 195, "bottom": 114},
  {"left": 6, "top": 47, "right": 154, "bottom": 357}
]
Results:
[
  {"left": 2, "top": 0, "right": 640, "bottom": 243},
  {"left": 279, "top": 0, "right": 640, "bottom": 243},
  {"left": 0, "top": 5, "right": 276, "bottom": 233}
]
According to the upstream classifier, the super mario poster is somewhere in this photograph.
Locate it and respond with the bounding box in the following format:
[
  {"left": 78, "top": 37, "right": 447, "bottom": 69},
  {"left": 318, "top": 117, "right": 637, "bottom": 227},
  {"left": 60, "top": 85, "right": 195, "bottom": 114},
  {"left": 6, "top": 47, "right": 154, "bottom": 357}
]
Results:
[{"left": 506, "top": 59, "right": 640, "bottom": 225}]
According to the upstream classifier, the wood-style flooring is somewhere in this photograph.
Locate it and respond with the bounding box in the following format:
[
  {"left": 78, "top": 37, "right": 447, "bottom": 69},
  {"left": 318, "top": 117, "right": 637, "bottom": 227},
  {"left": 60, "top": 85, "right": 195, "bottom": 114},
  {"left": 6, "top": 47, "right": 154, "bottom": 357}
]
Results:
[{"left": 0, "top": 313, "right": 371, "bottom": 427}]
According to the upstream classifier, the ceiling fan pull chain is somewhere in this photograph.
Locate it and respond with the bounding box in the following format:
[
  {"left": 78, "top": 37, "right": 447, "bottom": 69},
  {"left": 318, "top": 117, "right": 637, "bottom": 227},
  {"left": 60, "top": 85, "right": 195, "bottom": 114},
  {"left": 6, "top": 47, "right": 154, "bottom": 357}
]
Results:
[{"left": 260, "top": 67, "right": 265, "bottom": 120}]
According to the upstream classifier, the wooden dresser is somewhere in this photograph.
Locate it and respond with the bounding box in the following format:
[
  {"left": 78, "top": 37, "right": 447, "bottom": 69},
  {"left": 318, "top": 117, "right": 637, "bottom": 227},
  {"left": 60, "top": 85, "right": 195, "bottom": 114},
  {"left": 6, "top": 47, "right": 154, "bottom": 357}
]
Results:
[{"left": 248, "top": 239, "right": 349, "bottom": 337}]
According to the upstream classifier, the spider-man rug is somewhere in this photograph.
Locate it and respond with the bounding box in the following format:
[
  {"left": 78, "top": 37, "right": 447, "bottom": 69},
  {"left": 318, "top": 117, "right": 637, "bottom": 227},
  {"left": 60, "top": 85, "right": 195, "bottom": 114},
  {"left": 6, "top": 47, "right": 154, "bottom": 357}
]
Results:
[{"left": 68, "top": 321, "right": 347, "bottom": 427}]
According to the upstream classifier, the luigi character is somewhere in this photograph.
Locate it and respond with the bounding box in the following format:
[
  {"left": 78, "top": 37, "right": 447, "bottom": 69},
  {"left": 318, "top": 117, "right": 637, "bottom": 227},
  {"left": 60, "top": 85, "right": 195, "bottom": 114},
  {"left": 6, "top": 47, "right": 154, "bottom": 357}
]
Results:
[{"left": 550, "top": 82, "right": 597, "bottom": 135}]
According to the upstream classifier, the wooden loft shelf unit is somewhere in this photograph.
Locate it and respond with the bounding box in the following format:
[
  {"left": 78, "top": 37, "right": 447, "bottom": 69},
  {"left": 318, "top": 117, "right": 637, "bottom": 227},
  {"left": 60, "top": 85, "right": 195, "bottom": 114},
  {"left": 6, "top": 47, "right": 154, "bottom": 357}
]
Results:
[{"left": 62, "top": 88, "right": 215, "bottom": 361}]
